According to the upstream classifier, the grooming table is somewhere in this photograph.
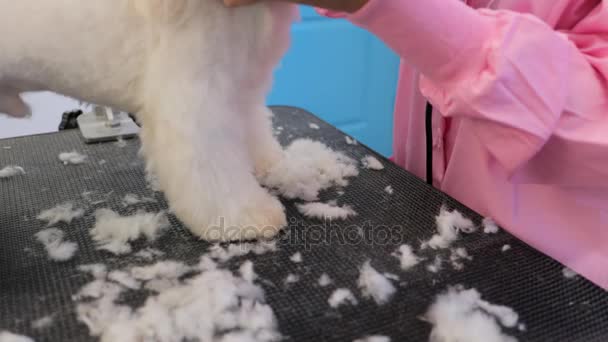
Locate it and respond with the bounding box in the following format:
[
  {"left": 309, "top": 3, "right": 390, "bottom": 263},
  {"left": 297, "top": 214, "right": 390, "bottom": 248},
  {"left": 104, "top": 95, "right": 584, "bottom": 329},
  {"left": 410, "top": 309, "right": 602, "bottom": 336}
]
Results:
[{"left": 1, "top": 106, "right": 606, "bottom": 341}]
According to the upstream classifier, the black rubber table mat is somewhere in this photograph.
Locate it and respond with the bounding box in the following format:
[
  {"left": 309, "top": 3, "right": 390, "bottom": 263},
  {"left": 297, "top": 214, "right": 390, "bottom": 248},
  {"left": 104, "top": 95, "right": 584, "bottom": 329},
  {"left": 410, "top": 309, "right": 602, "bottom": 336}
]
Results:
[{"left": 1, "top": 106, "right": 606, "bottom": 341}]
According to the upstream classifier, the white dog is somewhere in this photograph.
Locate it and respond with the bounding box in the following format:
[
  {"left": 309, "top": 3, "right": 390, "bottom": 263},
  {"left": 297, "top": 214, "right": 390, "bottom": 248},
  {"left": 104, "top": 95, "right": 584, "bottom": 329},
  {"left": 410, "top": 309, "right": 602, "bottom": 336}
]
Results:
[{"left": 0, "top": 0, "right": 298, "bottom": 241}]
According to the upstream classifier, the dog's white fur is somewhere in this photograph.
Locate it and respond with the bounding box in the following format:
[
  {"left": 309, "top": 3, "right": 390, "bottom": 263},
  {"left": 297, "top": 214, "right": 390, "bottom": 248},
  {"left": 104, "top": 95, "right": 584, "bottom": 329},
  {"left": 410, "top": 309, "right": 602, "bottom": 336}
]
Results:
[{"left": 0, "top": 0, "right": 298, "bottom": 241}]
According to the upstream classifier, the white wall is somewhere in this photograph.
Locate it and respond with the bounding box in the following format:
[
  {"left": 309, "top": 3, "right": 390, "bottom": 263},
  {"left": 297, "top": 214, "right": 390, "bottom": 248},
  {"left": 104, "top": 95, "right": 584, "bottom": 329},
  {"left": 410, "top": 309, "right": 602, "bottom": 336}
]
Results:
[{"left": 0, "top": 92, "right": 85, "bottom": 139}]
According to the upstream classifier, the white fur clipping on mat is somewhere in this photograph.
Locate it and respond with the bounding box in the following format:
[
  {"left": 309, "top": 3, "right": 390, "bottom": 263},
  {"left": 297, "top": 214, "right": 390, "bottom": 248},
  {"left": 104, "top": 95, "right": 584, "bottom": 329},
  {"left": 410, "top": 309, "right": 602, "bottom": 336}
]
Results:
[
  {"left": 345, "top": 136, "right": 358, "bottom": 145},
  {"left": 0, "top": 166, "right": 25, "bottom": 178},
  {"left": 424, "top": 207, "right": 475, "bottom": 250},
  {"left": 0, "top": 331, "right": 34, "bottom": 342},
  {"left": 328, "top": 288, "right": 358, "bottom": 308},
  {"left": 35, "top": 228, "right": 78, "bottom": 262},
  {"left": 361, "top": 156, "right": 384, "bottom": 170},
  {"left": 31, "top": 315, "right": 55, "bottom": 330},
  {"left": 425, "top": 286, "right": 520, "bottom": 342},
  {"left": 450, "top": 247, "right": 473, "bottom": 271},
  {"left": 76, "top": 266, "right": 281, "bottom": 342},
  {"left": 262, "top": 139, "right": 359, "bottom": 201},
  {"left": 357, "top": 261, "right": 396, "bottom": 305},
  {"left": 393, "top": 244, "right": 421, "bottom": 271},
  {"left": 59, "top": 151, "right": 87, "bottom": 165},
  {"left": 483, "top": 218, "right": 500, "bottom": 234},
  {"left": 90, "top": 209, "right": 170, "bottom": 255},
  {"left": 308, "top": 123, "right": 320, "bottom": 130},
  {"left": 353, "top": 335, "right": 391, "bottom": 342},
  {"left": 37, "top": 202, "right": 85, "bottom": 226},
  {"left": 296, "top": 202, "right": 357, "bottom": 221},
  {"left": 501, "top": 245, "right": 511, "bottom": 253},
  {"left": 121, "top": 194, "right": 155, "bottom": 207},
  {"left": 289, "top": 252, "right": 303, "bottom": 263},
  {"left": 318, "top": 273, "right": 332, "bottom": 287},
  {"left": 426, "top": 256, "right": 443, "bottom": 273},
  {"left": 384, "top": 185, "right": 394, "bottom": 195},
  {"left": 207, "top": 240, "right": 277, "bottom": 262},
  {"left": 562, "top": 267, "right": 578, "bottom": 279}
]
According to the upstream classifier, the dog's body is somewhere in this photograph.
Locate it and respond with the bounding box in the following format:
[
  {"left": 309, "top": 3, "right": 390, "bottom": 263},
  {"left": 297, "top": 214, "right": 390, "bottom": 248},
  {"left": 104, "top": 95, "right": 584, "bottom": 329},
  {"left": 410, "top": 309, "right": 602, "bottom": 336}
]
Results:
[{"left": 1, "top": 0, "right": 298, "bottom": 241}]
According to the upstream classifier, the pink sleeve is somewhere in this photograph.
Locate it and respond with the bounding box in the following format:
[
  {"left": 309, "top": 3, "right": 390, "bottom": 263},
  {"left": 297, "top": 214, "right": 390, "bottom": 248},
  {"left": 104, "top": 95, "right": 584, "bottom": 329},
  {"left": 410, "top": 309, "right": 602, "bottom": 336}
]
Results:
[{"left": 343, "top": 0, "right": 608, "bottom": 186}]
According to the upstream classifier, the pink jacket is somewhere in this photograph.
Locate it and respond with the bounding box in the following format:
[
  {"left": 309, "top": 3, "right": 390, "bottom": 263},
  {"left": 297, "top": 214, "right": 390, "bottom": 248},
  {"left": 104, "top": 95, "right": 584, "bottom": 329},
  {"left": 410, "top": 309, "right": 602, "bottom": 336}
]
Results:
[{"left": 318, "top": 0, "right": 608, "bottom": 289}]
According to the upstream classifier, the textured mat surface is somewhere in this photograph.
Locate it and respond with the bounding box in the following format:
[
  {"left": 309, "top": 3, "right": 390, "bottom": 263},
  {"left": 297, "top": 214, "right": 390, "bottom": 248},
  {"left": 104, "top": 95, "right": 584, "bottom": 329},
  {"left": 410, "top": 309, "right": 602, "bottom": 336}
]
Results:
[{"left": 0, "top": 106, "right": 606, "bottom": 341}]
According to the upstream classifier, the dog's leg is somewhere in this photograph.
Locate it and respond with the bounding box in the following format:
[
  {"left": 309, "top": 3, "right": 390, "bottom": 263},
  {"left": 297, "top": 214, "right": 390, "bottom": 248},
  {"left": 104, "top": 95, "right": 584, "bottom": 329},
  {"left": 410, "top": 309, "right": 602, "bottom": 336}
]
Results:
[
  {"left": 0, "top": 87, "right": 31, "bottom": 117},
  {"left": 138, "top": 86, "right": 286, "bottom": 242},
  {"left": 248, "top": 106, "right": 284, "bottom": 180}
]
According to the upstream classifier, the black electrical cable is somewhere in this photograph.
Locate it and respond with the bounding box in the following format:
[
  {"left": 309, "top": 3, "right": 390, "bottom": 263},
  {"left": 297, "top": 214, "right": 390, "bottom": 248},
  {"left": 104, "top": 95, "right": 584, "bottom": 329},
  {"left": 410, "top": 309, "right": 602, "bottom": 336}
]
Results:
[{"left": 425, "top": 101, "right": 433, "bottom": 186}]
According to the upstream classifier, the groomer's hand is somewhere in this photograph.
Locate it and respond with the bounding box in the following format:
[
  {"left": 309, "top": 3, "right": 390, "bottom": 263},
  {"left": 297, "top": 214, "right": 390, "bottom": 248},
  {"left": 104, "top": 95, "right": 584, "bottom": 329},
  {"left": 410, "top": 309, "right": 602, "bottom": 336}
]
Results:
[{"left": 223, "top": 0, "right": 368, "bottom": 13}]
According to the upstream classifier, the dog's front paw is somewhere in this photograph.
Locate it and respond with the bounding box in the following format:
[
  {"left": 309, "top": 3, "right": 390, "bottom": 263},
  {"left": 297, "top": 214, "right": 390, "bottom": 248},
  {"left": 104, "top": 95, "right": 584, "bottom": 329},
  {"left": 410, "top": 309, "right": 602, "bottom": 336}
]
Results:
[{"left": 186, "top": 190, "right": 287, "bottom": 242}]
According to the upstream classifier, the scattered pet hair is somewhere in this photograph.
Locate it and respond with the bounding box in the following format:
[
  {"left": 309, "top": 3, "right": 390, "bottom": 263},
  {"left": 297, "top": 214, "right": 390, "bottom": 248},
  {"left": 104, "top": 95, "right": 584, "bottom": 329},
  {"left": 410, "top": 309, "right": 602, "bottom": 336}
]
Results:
[
  {"left": 296, "top": 202, "right": 357, "bottom": 221},
  {"left": 78, "top": 264, "right": 108, "bottom": 279},
  {"left": 353, "top": 335, "right": 391, "bottom": 342},
  {"left": 108, "top": 271, "right": 141, "bottom": 290},
  {"left": 424, "top": 286, "right": 520, "bottom": 342},
  {"left": 345, "top": 136, "right": 358, "bottom": 145},
  {"left": 361, "top": 155, "right": 384, "bottom": 170},
  {"left": 483, "top": 218, "right": 500, "bottom": 234},
  {"left": 239, "top": 261, "right": 257, "bottom": 283},
  {"left": 130, "top": 261, "right": 193, "bottom": 281},
  {"left": 308, "top": 123, "right": 320, "bottom": 130},
  {"left": 114, "top": 138, "right": 127, "bottom": 148},
  {"left": 328, "top": 288, "right": 358, "bottom": 308},
  {"left": 59, "top": 151, "right": 87, "bottom": 165},
  {"left": 450, "top": 247, "right": 473, "bottom": 271},
  {"left": 424, "top": 207, "right": 475, "bottom": 250},
  {"left": 318, "top": 273, "right": 332, "bottom": 287},
  {"left": 426, "top": 256, "right": 443, "bottom": 273},
  {"left": 31, "top": 315, "right": 54, "bottom": 330},
  {"left": 76, "top": 264, "right": 281, "bottom": 342},
  {"left": 289, "top": 252, "right": 303, "bottom": 263},
  {"left": 0, "top": 331, "right": 34, "bottom": 342},
  {"left": 2, "top": 146, "right": 11, "bottom": 149},
  {"left": 357, "top": 261, "right": 396, "bottom": 305},
  {"left": 393, "top": 244, "right": 421, "bottom": 271},
  {"left": 122, "top": 193, "right": 155, "bottom": 207},
  {"left": 90, "top": 209, "right": 170, "bottom": 255},
  {"left": 133, "top": 248, "right": 165, "bottom": 260},
  {"left": 37, "top": 202, "right": 85, "bottom": 226},
  {"left": 98, "top": 160, "right": 107, "bottom": 166},
  {"left": 0, "top": 166, "right": 25, "bottom": 179},
  {"left": 518, "top": 324, "right": 526, "bottom": 332},
  {"left": 207, "top": 241, "right": 278, "bottom": 263},
  {"left": 284, "top": 274, "right": 299, "bottom": 285},
  {"left": 383, "top": 273, "right": 400, "bottom": 281},
  {"left": 82, "top": 190, "right": 114, "bottom": 205},
  {"left": 35, "top": 228, "right": 78, "bottom": 262},
  {"left": 261, "top": 139, "right": 359, "bottom": 201},
  {"left": 562, "top": 267, "right": 578, "bottom": 279},
  {"left": 384, "top": 185, "right": 394, "bottom": 195},
  {"left": 501, "top": 245, "right": 511, "bottom": 252}
]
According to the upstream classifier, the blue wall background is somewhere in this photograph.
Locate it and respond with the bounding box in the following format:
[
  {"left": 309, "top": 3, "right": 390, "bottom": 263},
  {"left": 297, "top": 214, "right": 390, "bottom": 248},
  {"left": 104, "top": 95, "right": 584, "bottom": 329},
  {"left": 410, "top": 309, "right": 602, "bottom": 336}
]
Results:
[{"left": 266, "top": 6, "right": 400, "bottom": 157}]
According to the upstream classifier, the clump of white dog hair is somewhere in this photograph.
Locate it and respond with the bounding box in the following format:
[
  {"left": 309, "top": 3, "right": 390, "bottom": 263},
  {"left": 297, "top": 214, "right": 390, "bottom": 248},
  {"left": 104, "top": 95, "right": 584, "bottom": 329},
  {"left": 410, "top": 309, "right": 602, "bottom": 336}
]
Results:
[
  {"left": 393, "top": 244, "right": 421, "bottom": 271},
  {"left": 121, "top": 193, "right": 155, "bottom": 207},
  {"left": 358, "top": 261, "right": 396, "bottom": 305},
  {"left": 424, "top": 286, "right": 520, "bottom": 342},
  {"left": 35, "top": 228, "right": 78, "bottom": 262},
  {"left": 31, "top": 315, "right": 55, "bottom": 330},
  {"left": 353, "top": 335, "right": 391, "bottom": 342},
  {"left": 134, "top": 248, "right": 165, "bottom": 260},
  {"left": 501, "top": 245, "right": 511, "bottom": 252},
  {"left": 345, "top": 136, "right": 358, "bottom": 145},
  {"left": 423, "top": 207, "right": 476, "bottom": 250},
  {"left": 450, "top": 247, "right": 473, "bottom": 271},
  {"left": 207, "top": 240, "right": 278, "bottom": 262},
  {"left": 318, "top": 273, "right": 332, "bottom": 287},
  {"left": 308, "top": 123, "right": 320, "bottom": 130},
  {"left": 59, "top": 151, "right": 87, "bottom": 165},
  {"left": 562, "top": 267, "right": 578, "bottom": 279},
  {"left": 296, "top": 202, "right": 357, "bottom": 221},
  {"left": 37, "top": 202, "right": 85, "bottom": 226},
  {"left": 0, "top": 166, "right": 25, "bottom": 179},
  {"left": 328, "top": 288, "right": 358, "bottom": 308},
  {"left": 290, "top": 252, "right": 303, "bottom": 263},
  {"left": 361, "top": 156, "right": 384, "bottom": 170},
  {"left": 74, "top": 259, "right": 282, "bottom": 342},
  {"left": 0, "top": 331, "right": 34, "bottom": 342},
  {"left": 483, "top": 218, "right": 500, "bottom": 234},
  {"left": 284, "top": 274, "right": 299, "bottom": 285},
  {"left": 261, "top": 139, "right": 359, "bottom": 201},
  {"left": 384, "top": 185, "right": 394, "bottom": 195},
  {"left": 90, "top": 209, "right": 170, "bottom": 255},
  {"left": 426, "top": 256, "right": 443, "bottom": 273}
]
